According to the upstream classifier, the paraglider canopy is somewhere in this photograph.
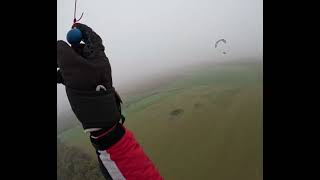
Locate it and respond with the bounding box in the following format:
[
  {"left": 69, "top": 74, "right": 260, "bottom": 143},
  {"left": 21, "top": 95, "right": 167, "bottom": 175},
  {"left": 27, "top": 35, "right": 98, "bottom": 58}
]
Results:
[{"left": 215, "top": 39, "right": 227, "bottom": 48}]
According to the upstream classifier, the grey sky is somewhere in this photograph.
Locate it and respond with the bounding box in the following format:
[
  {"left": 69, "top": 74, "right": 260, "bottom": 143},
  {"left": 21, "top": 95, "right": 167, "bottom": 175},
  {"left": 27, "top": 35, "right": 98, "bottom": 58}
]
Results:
[{"left": 57, "top": 0, "right": 263, "bottom": 114}]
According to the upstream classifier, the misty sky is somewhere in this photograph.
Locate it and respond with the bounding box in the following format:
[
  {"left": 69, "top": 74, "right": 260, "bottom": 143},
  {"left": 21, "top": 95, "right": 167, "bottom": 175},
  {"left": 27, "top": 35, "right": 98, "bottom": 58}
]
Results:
[{"left": 57, "top": 0, "right": 263, "bottom": 114}]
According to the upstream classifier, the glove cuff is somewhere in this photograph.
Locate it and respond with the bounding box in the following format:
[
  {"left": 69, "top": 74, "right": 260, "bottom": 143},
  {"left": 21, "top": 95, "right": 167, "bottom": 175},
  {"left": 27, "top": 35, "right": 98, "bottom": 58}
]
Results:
[{"left": 66, "top": 86, "right": 121, "bottom": 130}]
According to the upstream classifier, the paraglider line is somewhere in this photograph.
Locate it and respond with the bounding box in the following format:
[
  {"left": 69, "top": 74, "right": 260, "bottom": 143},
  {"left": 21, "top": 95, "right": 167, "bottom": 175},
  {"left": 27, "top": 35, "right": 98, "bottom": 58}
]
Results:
[{"left": 73, "top": 0, "right": 84, "bottom": 24}]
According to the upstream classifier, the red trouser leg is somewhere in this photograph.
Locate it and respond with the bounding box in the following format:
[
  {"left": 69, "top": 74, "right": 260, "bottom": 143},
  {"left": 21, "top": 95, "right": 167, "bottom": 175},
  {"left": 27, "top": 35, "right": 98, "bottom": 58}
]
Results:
[{"left": 97, "top": 127, "right": 163, "bottom": 180}]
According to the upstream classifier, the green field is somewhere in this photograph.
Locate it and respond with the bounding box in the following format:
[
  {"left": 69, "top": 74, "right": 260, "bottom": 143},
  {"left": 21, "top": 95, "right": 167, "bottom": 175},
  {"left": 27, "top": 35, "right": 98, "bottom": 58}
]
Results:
[{"left": 58, "top": 60, "right": 263, "bottom": 180}]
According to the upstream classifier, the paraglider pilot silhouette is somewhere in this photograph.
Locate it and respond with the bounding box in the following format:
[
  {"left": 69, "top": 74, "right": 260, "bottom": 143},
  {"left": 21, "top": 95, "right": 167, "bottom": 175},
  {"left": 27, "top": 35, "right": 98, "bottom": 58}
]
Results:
[{"left": 57, "top": 23, "right": 163, "bottom": 180}]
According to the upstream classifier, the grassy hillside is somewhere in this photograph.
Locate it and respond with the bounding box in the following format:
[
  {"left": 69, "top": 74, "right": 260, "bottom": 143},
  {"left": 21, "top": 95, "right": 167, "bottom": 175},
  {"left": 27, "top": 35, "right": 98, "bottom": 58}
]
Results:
[{"left": 58, "top": 60, "right": 262, "bottom": 180}]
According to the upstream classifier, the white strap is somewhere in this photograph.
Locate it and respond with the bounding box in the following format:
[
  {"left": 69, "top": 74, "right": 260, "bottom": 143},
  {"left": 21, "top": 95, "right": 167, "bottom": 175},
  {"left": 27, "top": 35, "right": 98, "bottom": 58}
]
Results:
[{"left": 96, "top": 85, "right": 107, "bottom": 91}]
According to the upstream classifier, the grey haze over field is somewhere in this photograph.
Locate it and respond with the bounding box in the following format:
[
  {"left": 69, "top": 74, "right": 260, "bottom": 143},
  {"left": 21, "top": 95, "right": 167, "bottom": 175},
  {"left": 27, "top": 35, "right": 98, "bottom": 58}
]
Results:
[{"left": 57, "top": 0, "right": 263, "bottom": 115}]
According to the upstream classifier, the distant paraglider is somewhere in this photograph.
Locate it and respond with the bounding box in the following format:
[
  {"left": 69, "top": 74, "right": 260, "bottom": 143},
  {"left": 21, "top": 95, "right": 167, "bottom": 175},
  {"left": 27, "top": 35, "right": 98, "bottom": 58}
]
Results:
[{"left": 214, "top": 39, "right": 227, "bottom": 55}]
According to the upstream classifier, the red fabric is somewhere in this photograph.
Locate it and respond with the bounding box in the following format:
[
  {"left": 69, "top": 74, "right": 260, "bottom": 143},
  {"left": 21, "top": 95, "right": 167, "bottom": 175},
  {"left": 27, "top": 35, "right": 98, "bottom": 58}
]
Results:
[{"left": 106, "top": 127, "right": 163, "bottom": 180}]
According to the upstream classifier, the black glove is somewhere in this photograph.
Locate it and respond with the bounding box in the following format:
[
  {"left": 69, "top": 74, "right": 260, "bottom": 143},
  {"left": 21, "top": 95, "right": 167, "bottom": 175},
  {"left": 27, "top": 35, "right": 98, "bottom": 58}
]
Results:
[{"left": 57, "top": 23, "right": 123, "bottom": 130}]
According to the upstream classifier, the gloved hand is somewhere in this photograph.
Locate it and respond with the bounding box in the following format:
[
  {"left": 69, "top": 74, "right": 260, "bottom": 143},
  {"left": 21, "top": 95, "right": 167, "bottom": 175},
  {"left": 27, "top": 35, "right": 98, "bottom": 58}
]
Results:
[
  {"left": 57, "top": 23, "right": 123, "bottom": 131},
  {"left": 57, "top": 23, "right": 112, "bottom": 90}
]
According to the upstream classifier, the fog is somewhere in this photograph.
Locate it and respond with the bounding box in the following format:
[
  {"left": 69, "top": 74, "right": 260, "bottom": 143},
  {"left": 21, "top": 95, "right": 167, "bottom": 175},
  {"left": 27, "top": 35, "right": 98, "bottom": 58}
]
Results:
[{"left": 57, "top": 0, "right": 263, "bottom": 118}]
